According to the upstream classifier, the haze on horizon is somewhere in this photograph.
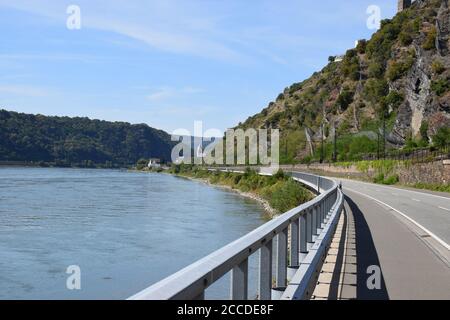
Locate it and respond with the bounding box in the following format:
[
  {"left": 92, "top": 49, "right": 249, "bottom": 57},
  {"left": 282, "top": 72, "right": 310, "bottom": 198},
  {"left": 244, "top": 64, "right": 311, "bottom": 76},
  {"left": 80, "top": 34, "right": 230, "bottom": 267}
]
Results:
[{"left": 0, "top": 0, "right": 396, "bottom": 135}]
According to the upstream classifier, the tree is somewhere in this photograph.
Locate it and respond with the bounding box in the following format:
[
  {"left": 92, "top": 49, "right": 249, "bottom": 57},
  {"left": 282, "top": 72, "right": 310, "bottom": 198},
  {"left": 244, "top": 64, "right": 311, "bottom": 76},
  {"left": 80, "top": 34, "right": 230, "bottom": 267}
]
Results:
[
  {"left": 419, "top": 121, "right": 429, "bottom": 144},
  {"left": 432, "top": 127, "right": 450, "bottom": 148}
]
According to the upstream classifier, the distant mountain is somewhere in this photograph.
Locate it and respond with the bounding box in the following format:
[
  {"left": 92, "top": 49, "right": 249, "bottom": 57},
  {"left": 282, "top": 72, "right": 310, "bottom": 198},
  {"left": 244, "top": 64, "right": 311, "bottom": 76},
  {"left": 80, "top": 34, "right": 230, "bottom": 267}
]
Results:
[
  {"left": 0, "top": 109, "right": 174, "bottom": 167},
  {"left": 238, "top": 0, "right": 450, "bottom": 162}
]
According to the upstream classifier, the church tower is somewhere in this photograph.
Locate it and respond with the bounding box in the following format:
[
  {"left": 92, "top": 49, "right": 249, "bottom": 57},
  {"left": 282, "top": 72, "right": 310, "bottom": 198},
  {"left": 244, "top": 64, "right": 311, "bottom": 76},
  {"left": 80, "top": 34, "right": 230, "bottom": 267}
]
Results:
[{"left": 398, "top": 0, "right": 412, "bottom": 12}]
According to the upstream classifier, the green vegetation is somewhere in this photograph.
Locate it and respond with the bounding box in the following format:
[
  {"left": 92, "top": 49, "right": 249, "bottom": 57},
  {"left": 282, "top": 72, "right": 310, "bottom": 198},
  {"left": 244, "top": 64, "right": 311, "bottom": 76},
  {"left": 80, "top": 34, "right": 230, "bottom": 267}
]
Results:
[
  {"left": 385, "top": 90, "right": 404, "bottom": 110},
  {"left": 335, "top": 88, "right": 354, "bottom": 111},
  {"left": 168, "top": 166, "right": 313, "bottom": 214},
  {"left": 364, "top": 79, "right": 389, "bottom": 104},
  {"left": 0, "top": 109, "right": 174, "bottom": 167},
  {"left": 136, "top": 159, "right": 149, "bottom": 170},
  {"left": 411, "top": 182, "right": 450, "bottom": 193},
  {"left": 431, "top": 60, "right": 445, "bottom": 74},
  {"left": 386, "top": 51, "right": 415, "bottom": 81},
  {"left": 422, "top": 26, "right": 437, "bottom": 50},
  {"left": 373, "top": 173, "right": 400, "bottom": 185},
  {"left": 432, "top": 127, "right": 450, "bottom": 148},
  {"left": 419, "top": 120, "right": 429, "bottom": 145},
  {"left": 311, "top": 135, "right": 379, "bottom": 162},
  {"left": 431, "top": 78, "right": 450, "bottom": 96}
]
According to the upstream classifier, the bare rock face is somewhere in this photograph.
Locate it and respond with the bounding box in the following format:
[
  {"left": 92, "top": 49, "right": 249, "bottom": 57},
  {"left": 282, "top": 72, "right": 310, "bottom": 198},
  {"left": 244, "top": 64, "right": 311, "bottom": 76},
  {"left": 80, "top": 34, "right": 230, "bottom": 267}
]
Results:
[
  {"left": 392, "top": 0, "right": 450, "bottom": 143},
  {"left": 408, "top": 46, "right": 430, "bottom": 136},
  {"left": 436, "top": 0, "right": 450, "bottom": 55}
]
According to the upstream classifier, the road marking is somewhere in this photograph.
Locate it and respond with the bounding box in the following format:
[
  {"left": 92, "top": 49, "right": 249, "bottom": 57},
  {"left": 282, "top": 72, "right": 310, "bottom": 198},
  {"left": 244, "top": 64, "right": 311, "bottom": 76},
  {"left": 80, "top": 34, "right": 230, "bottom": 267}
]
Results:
[
  {"left": 439, "top": 206, "right": 450, "bottom": 212},
  {"left": 412, "top": 198, "right": 421, "bottom": 202},
  {"left": 337, "top": 178, "right": 450, "bottom": 201},
  {"left": 345, "top": 187, "right": 450, "bottom": 251}
]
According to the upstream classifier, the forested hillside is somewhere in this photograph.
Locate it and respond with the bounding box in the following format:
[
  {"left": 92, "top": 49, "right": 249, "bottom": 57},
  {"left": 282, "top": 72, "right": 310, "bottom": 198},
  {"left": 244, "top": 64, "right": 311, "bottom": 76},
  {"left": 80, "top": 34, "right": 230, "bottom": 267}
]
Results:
[
  {"left": 0, "top": 109, "right": 174, "bottom": 167},
  {"left": 238, "top": 0, "right": 450, "bottom": 163}
]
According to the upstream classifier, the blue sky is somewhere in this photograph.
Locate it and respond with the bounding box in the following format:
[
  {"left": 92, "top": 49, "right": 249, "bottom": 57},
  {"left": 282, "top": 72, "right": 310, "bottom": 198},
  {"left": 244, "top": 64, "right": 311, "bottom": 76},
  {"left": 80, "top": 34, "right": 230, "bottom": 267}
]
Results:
[{"left": 0, "top": 0, "right": 396, "bottom": 135}]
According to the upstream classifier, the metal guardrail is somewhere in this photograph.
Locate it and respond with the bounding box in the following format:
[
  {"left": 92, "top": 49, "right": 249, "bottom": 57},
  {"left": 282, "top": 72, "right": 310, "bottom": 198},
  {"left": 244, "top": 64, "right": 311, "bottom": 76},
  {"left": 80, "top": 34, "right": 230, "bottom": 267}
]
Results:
[{"left": 129, "top": 169, "right": 344, "bottom": 300}]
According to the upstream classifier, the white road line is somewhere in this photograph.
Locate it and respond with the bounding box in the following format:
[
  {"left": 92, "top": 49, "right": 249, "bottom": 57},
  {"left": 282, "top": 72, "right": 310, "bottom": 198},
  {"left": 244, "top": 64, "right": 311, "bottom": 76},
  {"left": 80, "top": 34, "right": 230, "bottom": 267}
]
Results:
[
  {"left": 337, "top": 178, "right": 450, "bottom": 201},
  {"left": 412, "top": 198, "right": 421, "bottom": 202},
  {"left": 345, "top": 187, "right": 450, "bottom": 251},
  {"left": 439, "top": 206, "right": 450, "bottom": 212}
]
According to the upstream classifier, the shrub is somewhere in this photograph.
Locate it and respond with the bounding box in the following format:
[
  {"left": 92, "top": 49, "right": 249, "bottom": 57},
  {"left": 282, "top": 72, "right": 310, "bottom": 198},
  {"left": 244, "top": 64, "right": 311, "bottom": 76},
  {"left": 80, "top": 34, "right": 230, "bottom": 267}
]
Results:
[
  {"left": 422, "top": 26, "right": 437, "bottom": 50},
  {"left": 431, "top": 60, "right": 445, "bottom": 74},
  {"left": 432, "top": 127, "right": 450, "bottom": 148},
  {"left": 356, "top": 40, "right": 367, "bottom": 54},
  {"left": 264, "top": 180, "right": 311, "bottom": 213},
  {"left": 364, "top": 79, "right": 389, "bottom": 103},
  {"left": 386, "top": 54, "right": 414, "bottom": 81},
  {"left": 336, "top": 89, "right": 354, "bottom": 111},
  {"left": 373, "top": 173, "right": 385, "bottom": 184},
  {"left": 368, "top": 61, "right": 385, "bottom": 79},
  {"left": 342, "top": 55, "right": 360, "bottom": 81},
  {"left": 419, "top": 121, "right": 429, "bottom": 143},
  {"left": 136, "top": 158, "right": 148, "bottom": 170},
  {"left": 273, "top": 169, "right": 287, "bottom": 180},
  {"left": 385, "top": 90, "right": 404, "bottom": 109},
  {"left": 431, "top": 78, "right": 450, "bottom": 96},
  {"left": 399, "top": 31, "right": 413, "bottom": 46},
  {"left": 383, "top": 174, "right": 399, "bottom": 185}
]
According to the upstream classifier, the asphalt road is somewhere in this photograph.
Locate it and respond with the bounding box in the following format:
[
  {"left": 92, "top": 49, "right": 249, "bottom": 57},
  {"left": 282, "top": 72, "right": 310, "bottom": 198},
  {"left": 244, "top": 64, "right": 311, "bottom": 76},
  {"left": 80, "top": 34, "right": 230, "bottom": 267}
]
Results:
[{"left": 338, "top": 178, "right": 450, "bottom": 299}]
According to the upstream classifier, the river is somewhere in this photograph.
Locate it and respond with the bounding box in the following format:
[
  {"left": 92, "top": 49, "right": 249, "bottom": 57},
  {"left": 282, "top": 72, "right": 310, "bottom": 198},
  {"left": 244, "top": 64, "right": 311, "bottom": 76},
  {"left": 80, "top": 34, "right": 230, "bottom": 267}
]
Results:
[{"left": 0, "top": 167, "right": 266, "bottom": 299}]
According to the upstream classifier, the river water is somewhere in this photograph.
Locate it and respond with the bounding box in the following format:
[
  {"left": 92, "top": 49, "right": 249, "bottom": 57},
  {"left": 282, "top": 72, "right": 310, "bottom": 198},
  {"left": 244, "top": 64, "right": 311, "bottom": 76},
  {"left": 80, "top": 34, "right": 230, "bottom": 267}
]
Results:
[{"left": 0, "top": 167, "right": 266, "bottom": 299}]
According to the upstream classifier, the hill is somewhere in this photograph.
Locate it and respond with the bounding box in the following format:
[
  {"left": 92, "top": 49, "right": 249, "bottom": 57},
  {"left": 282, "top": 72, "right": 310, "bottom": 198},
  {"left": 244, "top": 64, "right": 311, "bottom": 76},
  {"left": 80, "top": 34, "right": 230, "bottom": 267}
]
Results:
[
  {"left": 0, "top": 109, "right": 174, "bottom": 167},
  {"left": 238, "top": 0, "right": 450, "bottom": 163}
]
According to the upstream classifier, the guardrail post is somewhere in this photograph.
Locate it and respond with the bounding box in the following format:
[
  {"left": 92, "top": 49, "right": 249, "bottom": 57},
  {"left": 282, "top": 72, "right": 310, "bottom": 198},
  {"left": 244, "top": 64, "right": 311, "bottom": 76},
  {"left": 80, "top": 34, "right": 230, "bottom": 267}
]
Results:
[
  {"left": 299, "top": 211, "right": 308, "bottom": 261},
  {"left": 259, "top": 240, "right": 273, "bottom": 300},
  {"left": 276, "top": 228, "right": 288, "bottom": 288},
  {"left": 312, "top": 205, "right": 318, "bottom": 241},
  {"left": 306, "top": 208, "right": 313, "bottom": 249},
  {"left": 231, "top": 259, "right": 248, "bottom": 300},
  {"left": 322, "top": 196, "right": 328, "bottom": 226},
  {"left": 290, "top": 219, "right": 299, "bottom": 267},
  {"left": 315, "top": 204, "right": 322, "bottom": 234}
]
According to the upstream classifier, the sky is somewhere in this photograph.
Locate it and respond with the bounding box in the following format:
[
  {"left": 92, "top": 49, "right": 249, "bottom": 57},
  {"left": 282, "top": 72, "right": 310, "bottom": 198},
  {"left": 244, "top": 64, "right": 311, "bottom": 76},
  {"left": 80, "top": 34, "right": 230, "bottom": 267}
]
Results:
[{"left": 0, "top": 0, "right": 397, "bottom": 135}]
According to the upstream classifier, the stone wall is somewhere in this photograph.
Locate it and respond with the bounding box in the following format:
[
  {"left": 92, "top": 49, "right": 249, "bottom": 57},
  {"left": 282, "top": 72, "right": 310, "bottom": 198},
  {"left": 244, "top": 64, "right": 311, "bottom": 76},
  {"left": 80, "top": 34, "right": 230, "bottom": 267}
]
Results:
[{"left": 396, "top": 160, "right": 450, "bottom": 185}]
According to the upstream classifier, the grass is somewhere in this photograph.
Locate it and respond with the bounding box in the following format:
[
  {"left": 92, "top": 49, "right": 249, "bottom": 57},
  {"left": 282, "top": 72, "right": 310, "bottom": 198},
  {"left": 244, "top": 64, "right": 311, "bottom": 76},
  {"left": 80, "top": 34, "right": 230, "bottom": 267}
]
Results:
[
  {"left": 168, "top": 165, "right": 313, "bottom": 214},
  {"left": 410, "top": 183, "right": 450, "bottom": 193}
]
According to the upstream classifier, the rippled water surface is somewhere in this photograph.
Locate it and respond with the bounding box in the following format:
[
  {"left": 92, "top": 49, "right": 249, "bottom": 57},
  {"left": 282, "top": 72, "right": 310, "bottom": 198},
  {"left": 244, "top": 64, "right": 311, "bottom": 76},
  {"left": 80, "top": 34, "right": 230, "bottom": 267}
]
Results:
[{"left": 0, "top": 167, "right": 266, "bottom": 299}]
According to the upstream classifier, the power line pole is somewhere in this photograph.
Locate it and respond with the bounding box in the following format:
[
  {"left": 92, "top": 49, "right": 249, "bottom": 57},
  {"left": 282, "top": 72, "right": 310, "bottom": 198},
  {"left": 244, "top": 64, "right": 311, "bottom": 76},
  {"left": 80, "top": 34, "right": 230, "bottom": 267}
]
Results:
[
  {"left": 333, "top": 123, "right": 337, "bottom": 162},
  {"left": 320, "top": 122, "right": 324, "bottom": 164},
  {"left": 377, "top": 130, "right": 380, "bottom": 160},
  {"left": 383, "top": 110, "right": 386, "bottom": 159},
  {"left": 285, "top": 138, "right": 288, "bottom": 163}
]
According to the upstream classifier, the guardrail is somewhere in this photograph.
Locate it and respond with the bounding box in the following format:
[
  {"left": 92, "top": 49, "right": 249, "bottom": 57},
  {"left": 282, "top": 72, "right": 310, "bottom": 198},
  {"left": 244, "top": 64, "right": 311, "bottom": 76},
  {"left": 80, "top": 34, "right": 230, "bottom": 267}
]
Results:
[{"left": 129, "top": 169, "right": 344, "bottom": 300}]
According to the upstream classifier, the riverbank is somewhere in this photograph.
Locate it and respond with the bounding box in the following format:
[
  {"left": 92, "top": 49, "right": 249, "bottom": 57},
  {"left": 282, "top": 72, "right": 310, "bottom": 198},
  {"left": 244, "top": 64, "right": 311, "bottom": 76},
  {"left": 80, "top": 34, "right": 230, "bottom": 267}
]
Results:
[
  {"left": 177, "top": 174, "right": 278, "bottom": 219},
  {"left": 166, "top": 166, "right": 314, "bottom": 219}
]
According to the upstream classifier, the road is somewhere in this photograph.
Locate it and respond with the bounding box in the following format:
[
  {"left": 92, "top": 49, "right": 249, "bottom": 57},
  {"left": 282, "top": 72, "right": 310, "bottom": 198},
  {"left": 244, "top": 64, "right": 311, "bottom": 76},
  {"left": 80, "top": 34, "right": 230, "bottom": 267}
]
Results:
[{"left": 337, "top": 178, "right": 450, "bottom": 299}]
